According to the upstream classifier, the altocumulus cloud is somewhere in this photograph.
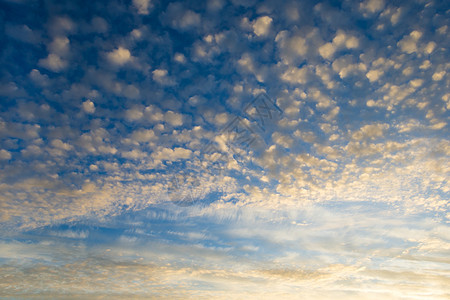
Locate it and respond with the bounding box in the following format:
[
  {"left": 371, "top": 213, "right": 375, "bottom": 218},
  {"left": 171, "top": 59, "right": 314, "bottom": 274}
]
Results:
[{"left": 0, "top": 0, "right": 449, "bottom": 299}]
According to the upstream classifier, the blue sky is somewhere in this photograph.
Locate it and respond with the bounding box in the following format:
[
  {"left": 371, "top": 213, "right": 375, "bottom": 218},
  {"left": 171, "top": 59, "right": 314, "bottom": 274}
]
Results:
[{"left": 0, "top": 0, "right": 449, "bottom": 298}]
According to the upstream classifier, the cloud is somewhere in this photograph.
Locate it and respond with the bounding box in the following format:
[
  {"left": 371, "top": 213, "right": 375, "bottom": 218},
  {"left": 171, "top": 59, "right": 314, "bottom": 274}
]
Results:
[
  {"left": 29, "top": 69, "right": 50, "bottom": 86},
  {"left": 366, "top": 69, "right": 384, "bottom": 82},
  {"left": 0, "top": 149, "right": 12, "bottom": 160},
  {"left": 164, "top": 111, "right": 183, "bottom": 126},
  {"left": 0, "top": 1, "right": 449, "bottom": 298},
  {"left": 132, "top": 0, "right": 152, "bottom": 15},
  {"left": 38, "top": 54, "right": 67, "bottom": 72},
  {"left": 359, "top": 0, "right": 385, "bottom": 14},
  {"left": 107, "top": 47, "right": 132, "bottom": 66},
  {"left": 48, "top": 36, "right": 70, "bottom": 56},
  {"left": 281, "top": 66, "right": 309, "bottom": 84},
  {"left": 82, "top": 100, "right": 95, "bottom": 113},
  {"left": 350, "top": 123, "right": 389, "bottom": 141},
  {"left": 252, "top": 16, "right": 272, "bottom": 37},
  {"left": 152, "top": 69, "right": 175, "bottom": 86},
  {"left": 319, "top": 31, "right": 359, "bottom": 60},
  {"left": 397, "top": 31, "right": 422, "bottom": 54},
  {"left": 163, "top": 3, "right": 201, "bottom": 31},
  {"left": 432, "top": 71, "right": 446, "bottom": 81}
]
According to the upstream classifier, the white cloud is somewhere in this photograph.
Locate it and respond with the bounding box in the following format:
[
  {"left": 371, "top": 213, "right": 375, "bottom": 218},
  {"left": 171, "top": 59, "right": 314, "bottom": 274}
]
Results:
[
  {"left": 29, "top": 69, "right": 49, "bottom": 86},
  {"left": 48, "top": 36, "right": 69, "bottom": 56},
  {"left": 131, "top": 129, "right": 156, "bottom": 143},
  {"left": 423, "top": 41, "right": 436, "bottom": 54},
  {"left": 332, "top": 56, "right": 366, "bottom": 79},
  {"left": 125, "top": 107, "right": 144, "bottom": 121},
  {"left": 82, "top": 100, "right": 95, "bottom": 113},
  {"left": 366, "top": 69, "right": 384, "bottom": 82},
  {"left": 359, "top": 0, "right": 385, "bottom": 14},
  {"left": 174, "top": 53, "right": 186, "bottom": 63},
  {"left": 165, "top": 3, "right": 201, "bottom": 31},
  {"left": 432, "top": 71, "right": 446, "bottom": 81},
  {"left": 38, "top": 54, "right": 67, "bottom": 72},
  {"left": 0, "top": 149, "right": 12, "bottom": 160},
  {"left": 51, "top": 139, "right": 73, "bottom": 151},
  {"left": 351, "top": 123, "right": 390, "bottom": 141},
  {"left": 318, "top": 43, "right": 336, "bottom": 60},
  {"left": 319, "top": 31, "right": 359, "bottom": 60},
  {"left": 132, "top": 0, "right": 152, "bottom": 15},
  {"left": 164, "top": 111, "right": 183, "bottom": 127},
  {"left": 152, "top": 147, "right": 192, "bottom": 161},
  {"left": 107, "top": 47, "right": 132, "bottom": 66},
  {"left": 398, "top": 31, "right": 422, "bottom": 54},
  {"left": 152, "top": 69, "right": 175, "bottom": 86},
  {"left": 281, "top": 66, "right": 309, "bottom": 84},
  {"left": 49, "top": 16, "right": 76, "bottom": 36},
  {"left": 252, "top": 16, "right": 272, "bottom": 37},
  {"left": 215, "top": 113, "right": 229, "bottom": 125},
  {"left": 275, "top": 30, "right": 310, "bottom": 64}
]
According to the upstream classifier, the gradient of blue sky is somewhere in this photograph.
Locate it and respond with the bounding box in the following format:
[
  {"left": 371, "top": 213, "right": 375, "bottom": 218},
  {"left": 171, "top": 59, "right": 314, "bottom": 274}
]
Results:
[{"left": 0, "top": 0, "right": 449, "bottom": 298}]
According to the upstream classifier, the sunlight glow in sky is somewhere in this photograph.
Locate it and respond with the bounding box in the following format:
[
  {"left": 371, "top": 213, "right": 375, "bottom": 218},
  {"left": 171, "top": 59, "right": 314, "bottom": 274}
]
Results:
[{"left": 0, "top": 0, "right": 449, "bottom": 299}]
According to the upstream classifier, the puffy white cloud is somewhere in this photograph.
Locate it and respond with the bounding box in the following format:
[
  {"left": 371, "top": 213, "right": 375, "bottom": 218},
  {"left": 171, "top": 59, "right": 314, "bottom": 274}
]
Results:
[
  {"left": 366, "top": 69, "right": 384, "bottom": 82},
  {"left": 107, "top": 47, "right": 132, "bottom": 66},
  {"left": 252, "top": 16, "right": 272, "bottom": 37},
  {"left": 164, "top": 111, "right": 183, "bottom": 127},
  {"left": 281, "top": 66, "right": 309, "bottom": 84},
  {"left": 432, "top": 71, "right": 446, "bottom": 81},
  {"left": 164, "top": 3, "right": 201, "bottom": 31},
  {"left": 48, "top": 36, "right": 69, "bottom": 56},
  {"left": 174, "top": 53, "right": 186, "bottom": 63},
  {"left": 131, "top": 129, "right": 156, "bottom": 143},
  {"left": 132, "top": 0, "right": 152, "bottom": 15},
  {"left": 38, "top": 54, "right": 67, "bottom": 72},
  {"left": 332, "top": 56, "right": 366, "bottom": 78},
  {"left": 318, "top": 42, "right": 336, "bottom": 60},
  {"left": 319, "top": 31, "right": 359, "bottom": 60},
  {"left": 359, "top": 0, "right": 385, "bottom": 14},
  {"left": 272, "top": 132, "right": 293, "bottom": 148},
  {"left": 0, "top": 149, "right": 12, "bottom": 160},
  {"left": 398, "top": 31, "right": 422, "bottom": 54},
  {"left": 51, "top": 139, "right": 73, "bottom": 151},
  {"left": 125, "top": 107, "right": 144, "bottom": 121},
  {"left": 215, "top": 113, "right": 229, "bottom": 125},
  {"left": 423, "top": 41, "right": 436, "bottom": 54},
  {"left": 82, "top": 99, "right": 95, "bottom": 113},
  {"left": 275, "top": 31, "right": 309, "bottom": 63},
  {"left": 152, "top": 69, "right": 175, "bottom": 86},
  {"left": 351, "top": 123, "right": 390, "bottom": 141},
  {"left": 29, "top": 69, "right": 49, "bottom": 86},
  {"left": 152, "top": 147, "right": 192, "bottom": 161}
]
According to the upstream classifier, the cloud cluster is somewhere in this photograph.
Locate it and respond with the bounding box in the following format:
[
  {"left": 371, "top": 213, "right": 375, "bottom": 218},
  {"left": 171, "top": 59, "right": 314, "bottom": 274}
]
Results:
[{"left": 0, "top": 0, "right": 448, "bottom": 298}]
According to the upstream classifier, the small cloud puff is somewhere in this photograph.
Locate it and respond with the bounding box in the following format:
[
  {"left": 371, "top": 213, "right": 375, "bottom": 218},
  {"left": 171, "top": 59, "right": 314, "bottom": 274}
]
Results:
[
  {"left": 107, "top": 47, "right": 132, "bottom": 66},
  {"left": 252, "top": 16, "right": 272, "bottom": 37},
  {"left": 0, "top": 149, "right": 12, "bottom": 160},
  {"left": 359, "top": 0, "right": 385, "bottom": 14},
  {"left": 164, "top": 3, "right": 201, "bottom": 31},
  {"left": 152, "top": 69, "right": 175, "bottom": 86},
  {"left": 82, "top": 100, "right": 95, "bottom": 114},
  {"left": 38, "top": 54, "right": 67, "bottom": 72},
  {"left": 397, "top": 31, "right": 422, "bottom": 54},
  {"left": 319, "top": 31, "right": 359, "bottom": 60},
  {"left": 133, "top": 0, "right": 152, "bottom": 15}
]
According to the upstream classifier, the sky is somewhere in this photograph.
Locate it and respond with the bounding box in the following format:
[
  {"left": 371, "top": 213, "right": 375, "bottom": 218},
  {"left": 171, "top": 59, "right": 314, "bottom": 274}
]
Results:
[{"left": 0, "top": 0, "right": 449, "bottom": 298}]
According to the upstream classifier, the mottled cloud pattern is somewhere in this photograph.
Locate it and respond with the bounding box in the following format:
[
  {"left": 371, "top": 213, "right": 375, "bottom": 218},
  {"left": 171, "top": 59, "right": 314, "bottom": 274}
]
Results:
[{"left": 0, "top": 0, "right": 449, "bottom": 299}]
